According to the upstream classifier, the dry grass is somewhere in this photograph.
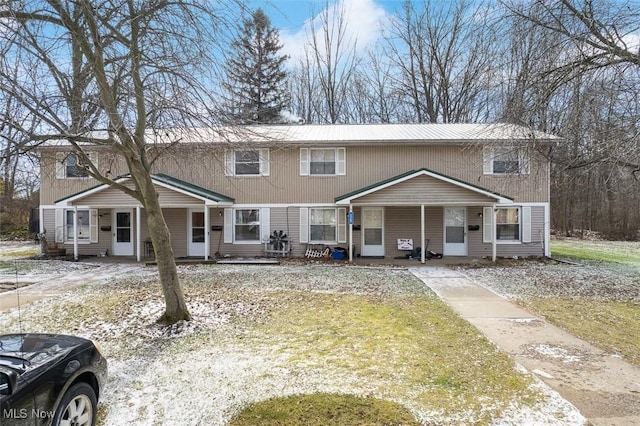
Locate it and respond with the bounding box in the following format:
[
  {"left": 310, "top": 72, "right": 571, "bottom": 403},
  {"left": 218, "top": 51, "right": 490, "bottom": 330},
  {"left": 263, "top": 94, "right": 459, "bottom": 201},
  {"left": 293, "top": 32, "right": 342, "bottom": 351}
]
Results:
[
  {"left": 463, "top": 239, "right": 640, "bottom": 368},
  {"left": 1, "top": 264, "right": 548, "bottom": 425}
]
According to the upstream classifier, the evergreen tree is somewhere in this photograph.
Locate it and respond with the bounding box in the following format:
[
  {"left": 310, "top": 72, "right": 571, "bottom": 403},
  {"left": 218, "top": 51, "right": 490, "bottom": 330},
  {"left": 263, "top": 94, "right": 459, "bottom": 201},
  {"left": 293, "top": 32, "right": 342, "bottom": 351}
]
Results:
[{"left": 224, "top": 8, "right": 290, "bottom": 124}]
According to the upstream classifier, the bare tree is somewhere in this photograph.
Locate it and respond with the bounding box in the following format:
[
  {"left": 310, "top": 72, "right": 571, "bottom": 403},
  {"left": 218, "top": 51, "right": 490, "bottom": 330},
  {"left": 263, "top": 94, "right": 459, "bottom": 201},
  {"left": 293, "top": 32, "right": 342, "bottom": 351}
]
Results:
[
  {"left": 0, "top": 1, "right": 238, "bottom": 323},
  {"left": 305, "top": 0, "right": 361, "bottom": 123},
  {"left": 384, "top": 0, "right": 497, "bottom": 123},
  {"left": 501, "top": 0, "right": 640, "bottom": 238}
]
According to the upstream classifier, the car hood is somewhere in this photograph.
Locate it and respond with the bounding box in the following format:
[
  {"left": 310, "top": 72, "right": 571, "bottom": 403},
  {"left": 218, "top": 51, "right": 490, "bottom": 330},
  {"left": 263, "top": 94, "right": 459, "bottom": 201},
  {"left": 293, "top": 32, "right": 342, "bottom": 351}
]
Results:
[{"left": 0, "top": 334, "right": 90, "bottom": 373}]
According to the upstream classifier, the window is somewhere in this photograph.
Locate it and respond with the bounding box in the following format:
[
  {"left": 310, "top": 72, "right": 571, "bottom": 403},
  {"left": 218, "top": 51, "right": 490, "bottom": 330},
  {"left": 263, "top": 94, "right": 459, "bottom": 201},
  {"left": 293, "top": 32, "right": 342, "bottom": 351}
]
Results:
[
  {"left": 300, "top": 147, "right": 346, "bottom": 176},
  {"left": 235, "top": 150, "right": 260, "bottom": 175},
  {"left": 483, "top": 206, "right": 532, "bottom": 244},
  {"left": 310, "top": 208, "right": 337, "bottom": 241},
  {"left": 235, "top": 209, "right": 260, "bottom": 241},
  {"left": 496, "top": 208, "right": 520, "bottom": 241},
  {"left": 191, "top": 212, "right": 205, "bottom": 243},
  {"left": 56, "top": 152, "right": 97, "bottom": 179},
  {"left": 484, "top": 146, "right": 529, "bottom": 175},
  {"left": 310, "top": 149, "right": 336, "bottom": 175},
  {"left": 65, "top": 209, "right": 90, "bottom": 241},
  {"left": 225, "top": 149, "right": 269, "bottom": 176}
]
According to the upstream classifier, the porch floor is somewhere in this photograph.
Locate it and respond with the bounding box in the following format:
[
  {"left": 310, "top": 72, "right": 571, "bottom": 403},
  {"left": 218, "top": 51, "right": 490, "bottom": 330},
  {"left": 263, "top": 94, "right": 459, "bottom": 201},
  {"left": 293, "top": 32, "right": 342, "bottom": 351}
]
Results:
[{"left": 74, "top": 254, "right": 491, "bottom": 268}]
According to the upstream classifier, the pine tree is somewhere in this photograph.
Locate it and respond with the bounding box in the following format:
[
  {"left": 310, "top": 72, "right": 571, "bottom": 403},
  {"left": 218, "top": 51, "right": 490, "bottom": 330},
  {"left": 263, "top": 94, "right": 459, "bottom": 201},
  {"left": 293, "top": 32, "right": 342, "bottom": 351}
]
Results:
[{"left": 224, "top": 8, "right": 290, "bottom": 124}]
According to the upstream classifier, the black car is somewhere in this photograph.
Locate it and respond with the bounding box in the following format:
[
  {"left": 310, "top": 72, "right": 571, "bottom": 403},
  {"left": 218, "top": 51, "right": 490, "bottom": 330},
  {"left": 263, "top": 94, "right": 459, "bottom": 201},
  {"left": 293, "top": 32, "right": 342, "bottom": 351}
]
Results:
[{"left": 0, "top": 334, "right": 107, "bottom": 426}]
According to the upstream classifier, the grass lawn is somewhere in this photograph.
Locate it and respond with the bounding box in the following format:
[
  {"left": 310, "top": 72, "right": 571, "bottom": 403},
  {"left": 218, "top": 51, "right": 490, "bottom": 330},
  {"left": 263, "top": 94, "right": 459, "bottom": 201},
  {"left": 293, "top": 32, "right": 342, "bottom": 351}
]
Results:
[
  {"left": 0, "top": 263, "right": 560, "bottom": 425},
  {"left": 525, "top": 298, "right": 640, "bottom": 367},
  {"left": 551, "top": 239, "right": 640, "bottom": 265},
  {"left": 522, "top": 239, "right": 640, "bottom": 367}
]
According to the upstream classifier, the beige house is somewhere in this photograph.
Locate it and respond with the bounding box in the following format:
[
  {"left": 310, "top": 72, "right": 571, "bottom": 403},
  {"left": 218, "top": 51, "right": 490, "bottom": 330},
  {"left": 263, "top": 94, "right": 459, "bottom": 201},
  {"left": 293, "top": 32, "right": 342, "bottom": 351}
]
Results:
[{"left": 38, "top": 123, "right": 557, "bottom": 263}]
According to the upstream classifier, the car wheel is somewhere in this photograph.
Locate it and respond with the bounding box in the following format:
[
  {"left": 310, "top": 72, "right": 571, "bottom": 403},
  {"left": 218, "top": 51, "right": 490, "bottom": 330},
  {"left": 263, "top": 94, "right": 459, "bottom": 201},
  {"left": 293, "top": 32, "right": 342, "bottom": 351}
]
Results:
[{"left": 52, "top": 382, "right": 97, "bottom": 426}]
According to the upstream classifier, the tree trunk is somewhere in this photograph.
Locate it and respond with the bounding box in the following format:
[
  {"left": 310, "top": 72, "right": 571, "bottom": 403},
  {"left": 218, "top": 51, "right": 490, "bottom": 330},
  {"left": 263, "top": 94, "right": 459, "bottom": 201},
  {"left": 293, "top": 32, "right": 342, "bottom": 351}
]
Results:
[{"left": 138, "top": 173, "right": 191, "bottom": 324}]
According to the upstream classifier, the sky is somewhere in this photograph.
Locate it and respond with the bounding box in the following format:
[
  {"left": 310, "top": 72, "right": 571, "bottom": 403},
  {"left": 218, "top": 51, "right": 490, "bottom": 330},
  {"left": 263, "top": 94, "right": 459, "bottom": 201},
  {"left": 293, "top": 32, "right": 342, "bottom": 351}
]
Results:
[{"left": 243, "top": 0, "right": 403, "bottom": 62}]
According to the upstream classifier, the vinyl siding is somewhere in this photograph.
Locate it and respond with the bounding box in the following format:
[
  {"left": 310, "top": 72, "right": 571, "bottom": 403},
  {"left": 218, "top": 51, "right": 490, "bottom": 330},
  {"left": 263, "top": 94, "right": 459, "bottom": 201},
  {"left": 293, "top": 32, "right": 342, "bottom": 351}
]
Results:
[
  {"left": 355, "top": 175, "right": 496, "bottom": 205},
  {"left": 80, "top": 183, "right": 200, "bottom": 206},
  {"left": 40, "top": 144, "right": 550, "bottom": 205},
  {"left": 472, "top": 205, "right": 547, "bottom": 258},
  {"left": 382, "top": 206, "right": 444, "bottom": 258}
]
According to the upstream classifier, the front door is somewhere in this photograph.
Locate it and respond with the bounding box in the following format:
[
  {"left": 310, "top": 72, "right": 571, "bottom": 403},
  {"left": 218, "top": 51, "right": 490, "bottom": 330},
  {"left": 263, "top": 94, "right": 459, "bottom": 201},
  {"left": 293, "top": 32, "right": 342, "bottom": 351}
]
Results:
[
  {"left": 443, "top": 207, "right": 467, "bottom": 256},
  {"left": 112, "top": 209, "right": 134, "bottom": 256},
  {"left": 361, "top": 207, "right": 384, "bottom": 257},
  {"left": 188, "top": 209, "right": 205, "bottom": 257}
]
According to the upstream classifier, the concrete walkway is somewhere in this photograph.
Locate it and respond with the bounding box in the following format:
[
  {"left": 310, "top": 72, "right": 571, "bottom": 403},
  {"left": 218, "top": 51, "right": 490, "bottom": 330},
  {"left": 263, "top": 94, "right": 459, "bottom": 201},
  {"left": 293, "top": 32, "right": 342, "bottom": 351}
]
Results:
[{"left": 409, "top": 267, "right": 640, "bottom": 426}]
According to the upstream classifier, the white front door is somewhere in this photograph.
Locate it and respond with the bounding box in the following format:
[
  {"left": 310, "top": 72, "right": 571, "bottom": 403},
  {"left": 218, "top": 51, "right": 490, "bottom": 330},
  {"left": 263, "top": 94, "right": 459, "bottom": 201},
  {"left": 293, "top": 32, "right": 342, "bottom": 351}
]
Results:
[
  {"left": 112, "top": 209, "right": 134, "bottom": 256},
  {"left": 361, "top": 207, "right": 384, "bottom": 257},
  {"left": 443, "top": 207, "right": 467, "bottom": 256},
  {"left": 188, "top": 209, "right": 205, "bottom": 257}
]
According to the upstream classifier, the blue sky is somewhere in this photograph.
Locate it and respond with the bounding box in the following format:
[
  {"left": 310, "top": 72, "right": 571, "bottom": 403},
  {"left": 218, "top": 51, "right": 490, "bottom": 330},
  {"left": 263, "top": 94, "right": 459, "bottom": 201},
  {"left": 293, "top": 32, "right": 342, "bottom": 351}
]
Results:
[{"left": 243, "top": 0, "right": 404, "bottom": 62}]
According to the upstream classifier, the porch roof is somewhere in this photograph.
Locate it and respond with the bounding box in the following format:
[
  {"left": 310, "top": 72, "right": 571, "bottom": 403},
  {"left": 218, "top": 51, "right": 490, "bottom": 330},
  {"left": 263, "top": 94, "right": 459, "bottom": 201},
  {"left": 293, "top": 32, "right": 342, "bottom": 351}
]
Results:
[
  {"left": 55, "top": 173, "right": 234, "bottom": 206},
  {"left": 335, "top": 168, "right": 513, "bottom": 205}
]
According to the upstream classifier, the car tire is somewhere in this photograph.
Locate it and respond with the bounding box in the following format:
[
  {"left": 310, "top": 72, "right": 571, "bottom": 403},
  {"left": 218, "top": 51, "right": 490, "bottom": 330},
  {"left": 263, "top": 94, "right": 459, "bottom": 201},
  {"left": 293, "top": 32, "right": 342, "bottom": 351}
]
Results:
[{"left": 52, "top": 382, "right": 97, "bottom": 426}]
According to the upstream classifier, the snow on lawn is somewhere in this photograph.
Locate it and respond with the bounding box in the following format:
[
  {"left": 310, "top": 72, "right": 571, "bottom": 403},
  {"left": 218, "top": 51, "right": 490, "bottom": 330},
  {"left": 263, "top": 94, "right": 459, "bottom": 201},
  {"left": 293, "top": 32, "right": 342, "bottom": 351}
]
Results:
[{"left": 0, "top": 256, "right": 584, "bottom": 425}]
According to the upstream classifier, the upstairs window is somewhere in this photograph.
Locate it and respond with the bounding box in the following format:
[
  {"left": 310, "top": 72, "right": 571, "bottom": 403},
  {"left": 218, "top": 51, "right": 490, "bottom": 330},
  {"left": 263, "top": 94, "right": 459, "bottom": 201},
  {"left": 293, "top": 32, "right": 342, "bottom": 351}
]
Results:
[
  {"left": 56, "top": 152, "right": 97, "bottom": 179},
  {"left": 483, "top": 146, "right": 529, "bottom": 175},
  {"left": 300, "top": 147, "right": 346, "bottom": 176},
  {"left": 224, "top": 149, "right": 269, "bottom": 176}
]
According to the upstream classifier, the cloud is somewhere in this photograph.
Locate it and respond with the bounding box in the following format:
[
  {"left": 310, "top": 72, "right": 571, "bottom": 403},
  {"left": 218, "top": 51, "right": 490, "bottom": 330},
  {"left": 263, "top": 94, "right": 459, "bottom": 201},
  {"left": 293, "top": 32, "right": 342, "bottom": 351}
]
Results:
[{"left": 280, "top": 0, "right": 389, "bottom": 64}]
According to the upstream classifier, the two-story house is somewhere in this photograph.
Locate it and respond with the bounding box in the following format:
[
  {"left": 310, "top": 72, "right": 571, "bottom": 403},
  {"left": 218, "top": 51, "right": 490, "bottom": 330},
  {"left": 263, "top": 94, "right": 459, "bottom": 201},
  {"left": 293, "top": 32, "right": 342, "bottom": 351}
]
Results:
[{"left": 38, "top": 123, "right": 556, "bottom": 263}]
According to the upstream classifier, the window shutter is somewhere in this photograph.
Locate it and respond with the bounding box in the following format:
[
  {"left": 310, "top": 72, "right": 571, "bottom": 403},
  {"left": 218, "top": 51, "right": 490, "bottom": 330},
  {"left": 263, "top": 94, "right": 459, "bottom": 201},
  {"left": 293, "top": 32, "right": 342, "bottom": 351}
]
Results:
[
  {"left": 55, "top": 208, "right": 64, "bottom": 243},
  {"left": 483, "top": 147, "right": 493, "bottom": 174},
  {"left": 260, "top": 208, "right": 270, "bottom": 242},
  {"left": 224, "top": 150, "right": 234, "bottom": 176},
  {"left": 519, "top": 150, "right": 530, "bottom": 175},
  {"left": 259, "top": 148, "right": 270, "bottom": 176},
  {"left": 300, "top": 148, "right": 309, "bottom": 176},
  {"left": 56, "top": 152, "right": 66, "bottom": 179},
  {"left": 87, "top": 152, "right": 98, "bottom": 172},
  {"left": 336, "top": 148, "right": 346, "bottom": 175},
  {"left": 223, "top": 208, "right": 233, "bottom": 243},
  {"left": 522, "top": 206, "right": 532, "bottom": 243},
  {"left": 299, "top": 207, "right": 309, "bottom": 243},
  {"left": 337, "top": 208, "right": 346, "bottom": 243},
  {"left": 483, "top": 207, "right": 493, "bottom": 243},
  {"left": 90, "top": 209, "right": 98, "bottom": 243}
]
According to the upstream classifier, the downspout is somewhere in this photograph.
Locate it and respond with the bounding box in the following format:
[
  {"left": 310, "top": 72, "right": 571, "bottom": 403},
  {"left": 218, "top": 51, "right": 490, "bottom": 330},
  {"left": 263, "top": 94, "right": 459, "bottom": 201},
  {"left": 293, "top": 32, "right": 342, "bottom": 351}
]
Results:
[
  {"left": 204, "top": 206, "right": 210, "bottom": 260},
  {"left": 420, "top": 204, "right": 426, "bottom": 264},
  {"left": 136, "top": 206, "right": 141, "bottom": 262},
  {"left": 348, "top": 205, "right": 353, "bottom": 263},
  {"left": 73, "top": 206, "right": 78, "bottom": 261},
  {"left": 492, "top": 205, "right": 497, "bottom": 262}
]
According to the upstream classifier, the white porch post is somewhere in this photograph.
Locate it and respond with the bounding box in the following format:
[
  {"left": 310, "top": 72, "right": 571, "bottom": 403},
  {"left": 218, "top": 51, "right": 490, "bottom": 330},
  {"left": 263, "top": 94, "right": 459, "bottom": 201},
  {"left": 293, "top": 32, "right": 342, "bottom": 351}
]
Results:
[
  {"left": 136, "top": 206, "right": 141, "bottom": 262},
  {"left": 348, "top": 205, "right": 353, "bottom": 263},
  {"left": 492, "top": 205, "right": 497, "bottom": 262},
  {"left": 420, "top": 204, "right": 426, "bottom": 264},
  {"left": 204, "top": 206, "right": 210, "bottom": 260},
  {"left": 73, "top": 206, "right": 78, "bottom": 261}
]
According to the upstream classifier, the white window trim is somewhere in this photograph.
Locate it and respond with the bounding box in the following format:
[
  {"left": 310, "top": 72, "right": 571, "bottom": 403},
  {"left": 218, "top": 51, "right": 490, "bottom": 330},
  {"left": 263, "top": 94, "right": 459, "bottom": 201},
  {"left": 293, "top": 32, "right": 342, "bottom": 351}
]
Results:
[
  {"left": 223, "top": 207, "right": 270, "bottom": 244},
  {"left": 483, "top": 146, "right": 529, "bottom": 175},
  {"left": 300, "top": 147, "right": 346, "bottom": 176},
  {"left": 224, "top": 148, "right": 270, "bottom": 177},
  {"left": 483, "top": 206, "right": 532, "bottom": 244},
  {"left": 305, "top": 207, "right": 347, "bottom": 244},
  {"left": 57, "top": 208, "right": 98, "bottom": 244},
  {"left": 56, "top": 152, "right": 98, "bottom": 179}
]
